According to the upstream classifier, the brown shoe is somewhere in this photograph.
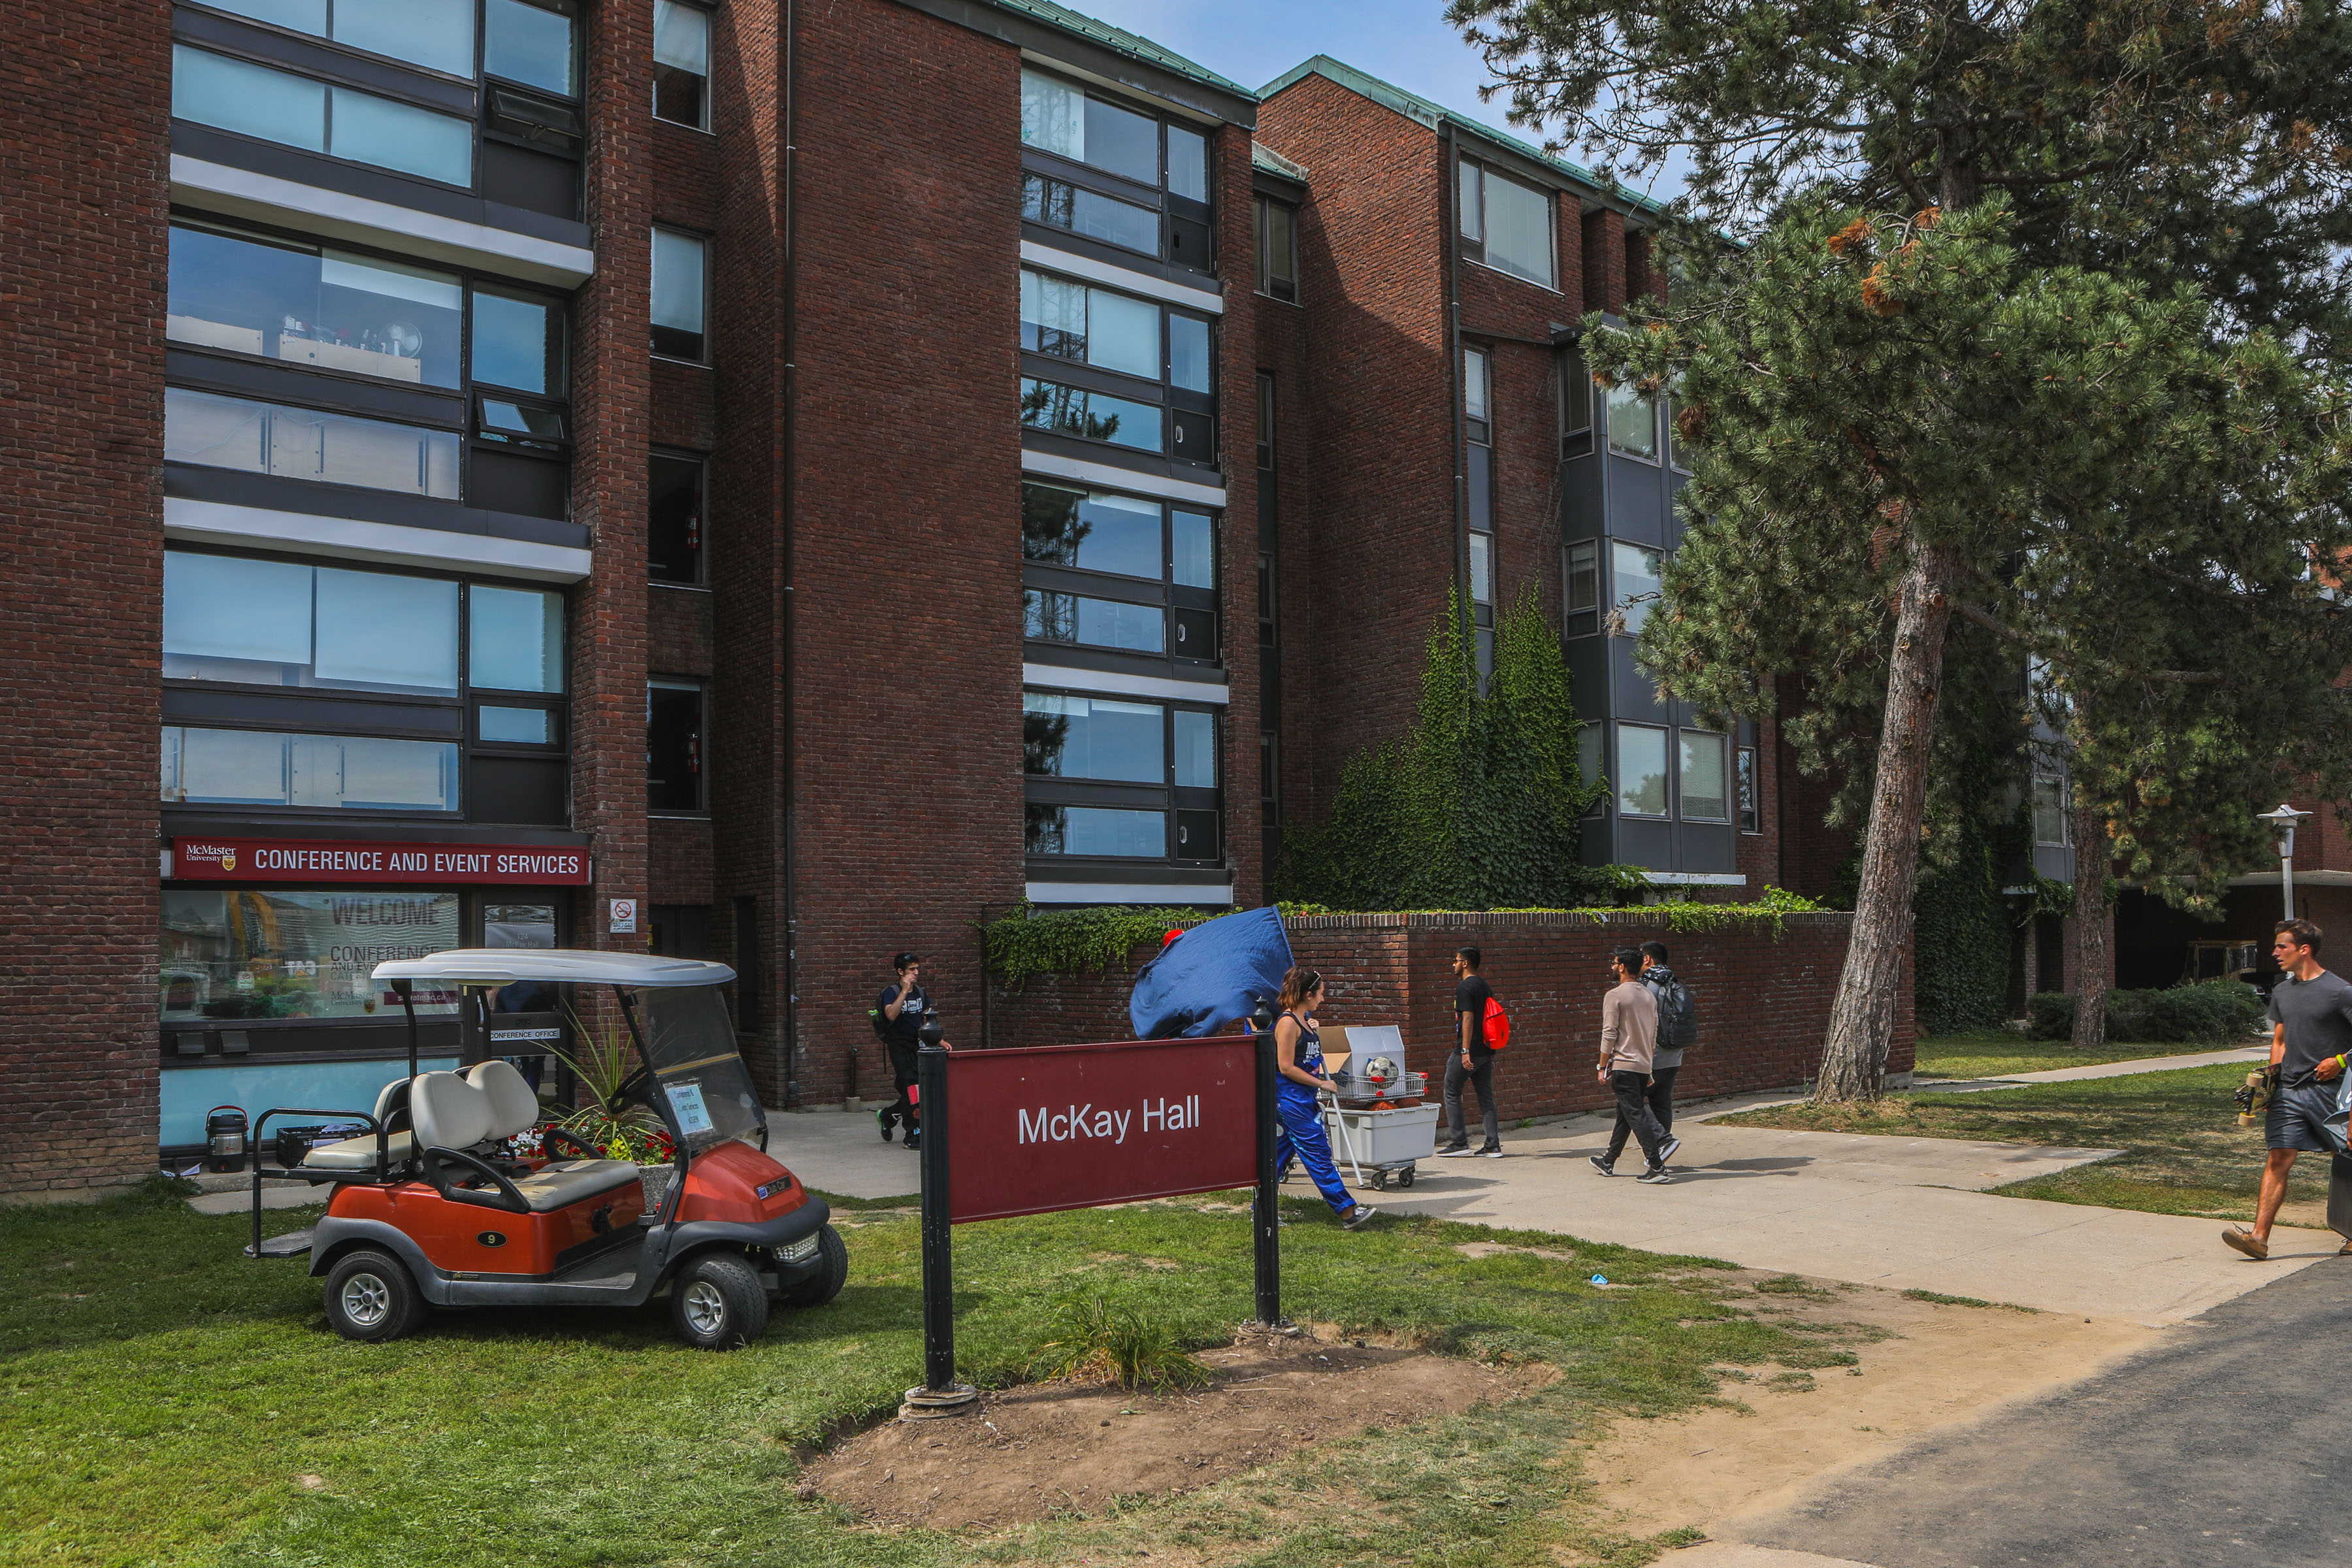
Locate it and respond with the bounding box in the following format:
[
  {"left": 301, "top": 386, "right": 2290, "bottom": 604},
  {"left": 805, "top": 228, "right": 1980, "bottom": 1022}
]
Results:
[
  {"left": 2223, "top": 1226, "right": 2270, "bottom": 1260},
  {"left": 2338, "top": 1238, "right": 2352, "bottom": 1255}
]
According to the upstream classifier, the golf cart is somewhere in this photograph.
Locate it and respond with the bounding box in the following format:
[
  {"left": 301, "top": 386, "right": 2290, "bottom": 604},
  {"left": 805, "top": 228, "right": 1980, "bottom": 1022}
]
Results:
[{"left": 246, "top": 949, "right": 843, "bottom": 1349}]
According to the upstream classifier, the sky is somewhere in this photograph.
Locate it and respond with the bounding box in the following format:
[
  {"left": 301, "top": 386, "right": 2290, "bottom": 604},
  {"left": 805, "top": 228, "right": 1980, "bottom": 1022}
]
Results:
[{"left": 1066, "top": 0, "right": 1686, "bottom": 205}]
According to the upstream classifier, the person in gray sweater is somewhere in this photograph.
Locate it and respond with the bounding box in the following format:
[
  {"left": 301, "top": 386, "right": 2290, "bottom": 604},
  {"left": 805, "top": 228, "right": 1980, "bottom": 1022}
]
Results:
[{"left": 1590, "top": 947, "right": 1680, "bottom": 1183}]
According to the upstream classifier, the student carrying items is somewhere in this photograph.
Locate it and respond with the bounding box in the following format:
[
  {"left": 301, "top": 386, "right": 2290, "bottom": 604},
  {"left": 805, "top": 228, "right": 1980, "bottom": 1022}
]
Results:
[
  {"left": 874, "top": 952, "right": 953, "bottom": 1151},
  {"left": 1267, "top": 966, "right": 1379, "bottom": 1229}
]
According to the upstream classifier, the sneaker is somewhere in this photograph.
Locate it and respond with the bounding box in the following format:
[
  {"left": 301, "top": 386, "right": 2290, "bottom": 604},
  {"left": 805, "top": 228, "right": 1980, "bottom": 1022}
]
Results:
[
  {"left": 1342, "top": 1204, "right": 1379, "bottom": 1230},
  {"left": 1477, "top": 1144, "right": 1504, "bottom": 1158},
  {"left": 2223, "top": 1226, "right": 2268, "bottom": 1260},
  {"left": 877, "top": 1109, "right": 894, "bottom": 1143},
  {"left": 1588, "top": 1155, "right": 1616, "bottom": 1177},
  {"left": 1637, "top": 1164, "right": 1673, "bottom": 1184},
  {"left": 1436, "top": 1142, "right": 1477, "bottom": 1157},
  {"left": 1656, "top": 1135, "right": 1683, "bottom": 1166},
  {"left": 904, "top": 1135, "right": 923, "bottom": 1153}
]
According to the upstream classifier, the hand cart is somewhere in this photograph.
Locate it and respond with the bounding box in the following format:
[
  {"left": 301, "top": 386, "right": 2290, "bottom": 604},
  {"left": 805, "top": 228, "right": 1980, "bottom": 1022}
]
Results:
[{"left": 1320, "top": 1086, "right": 1439, "bottom": 1190}]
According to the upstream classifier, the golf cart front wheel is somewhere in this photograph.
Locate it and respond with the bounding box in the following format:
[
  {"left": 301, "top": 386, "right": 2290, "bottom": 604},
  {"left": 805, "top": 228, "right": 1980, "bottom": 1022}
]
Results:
[
  {"left": 323, "top": 1248, "right": 422, "bottom": 1342},
  {"left": 672, "top": 1252, "right": 769, "bottom": 1350},
  {"left": 780, "top": 1224, "right": 849, "bottom": 1309}
]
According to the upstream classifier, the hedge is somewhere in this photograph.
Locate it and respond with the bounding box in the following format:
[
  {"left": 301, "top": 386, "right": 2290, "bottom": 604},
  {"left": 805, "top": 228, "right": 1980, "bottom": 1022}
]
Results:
[{"left": 2027, "top": 978, "right": 2266, "bottom": 1045}]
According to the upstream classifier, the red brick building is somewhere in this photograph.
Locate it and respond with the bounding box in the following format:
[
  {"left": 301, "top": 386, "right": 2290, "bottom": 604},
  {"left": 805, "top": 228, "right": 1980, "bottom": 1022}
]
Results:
[{"left": 5, "top": 3, "right": 1827, "bottom": 1195}]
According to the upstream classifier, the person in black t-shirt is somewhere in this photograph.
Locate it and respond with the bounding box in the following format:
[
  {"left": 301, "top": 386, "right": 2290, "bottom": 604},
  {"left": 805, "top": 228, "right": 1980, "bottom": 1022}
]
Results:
[
  {"left": 2225, "top": 919, "right": 2352, "bottom": 1259},
  {"left": 876, "top": 952, "right": 954, "bottom": 1150},
  {"left": 1439, "top": 946, "right": 1503, "bottom": 1156}
]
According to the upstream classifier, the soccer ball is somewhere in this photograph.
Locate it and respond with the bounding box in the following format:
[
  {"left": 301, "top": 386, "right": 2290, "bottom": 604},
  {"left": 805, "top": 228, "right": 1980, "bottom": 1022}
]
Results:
[{"left": 1364, "top": 1054, "right": 1398, "bottom": 1085}]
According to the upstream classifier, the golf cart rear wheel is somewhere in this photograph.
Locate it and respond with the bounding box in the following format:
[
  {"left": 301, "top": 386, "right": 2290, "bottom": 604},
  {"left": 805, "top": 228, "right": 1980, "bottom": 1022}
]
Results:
[
  {"left": 323, "top": 1248, "right": 422, "bottom": 1342},
  {"left": 672, "top": 1252, "right": 768, "bottom": 1349},
  {"left": 780, "top": 1223, "right": 849, "bottom": 1309}
]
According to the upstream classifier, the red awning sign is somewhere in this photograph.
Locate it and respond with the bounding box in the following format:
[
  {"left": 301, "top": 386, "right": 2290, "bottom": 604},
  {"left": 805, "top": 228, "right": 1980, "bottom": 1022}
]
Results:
[
  {"left": 941, "top": 1037, "right": 1258, "bottom": 1223},
  {"left": 169, "top": 837, "right": 591, "bottom": 885}
]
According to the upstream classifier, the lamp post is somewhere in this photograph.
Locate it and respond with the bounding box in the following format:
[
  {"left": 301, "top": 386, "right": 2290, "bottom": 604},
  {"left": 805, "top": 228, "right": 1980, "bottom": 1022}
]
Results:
[{"left": 2259, "top": 804, "right": 2312, "bottom": 924}]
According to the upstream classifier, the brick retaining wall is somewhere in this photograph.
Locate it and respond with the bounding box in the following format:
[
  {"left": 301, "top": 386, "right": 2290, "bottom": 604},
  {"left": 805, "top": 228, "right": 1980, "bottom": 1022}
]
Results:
[{"left": 979, "top": 911, "right": 1911, "bottom": 1120}]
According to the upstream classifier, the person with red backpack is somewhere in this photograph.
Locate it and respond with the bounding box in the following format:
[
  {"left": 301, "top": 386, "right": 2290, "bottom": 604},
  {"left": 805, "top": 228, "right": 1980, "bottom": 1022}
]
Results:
[{"left": 1439, "top": 946, "right": 1508, "bottom": 1157}]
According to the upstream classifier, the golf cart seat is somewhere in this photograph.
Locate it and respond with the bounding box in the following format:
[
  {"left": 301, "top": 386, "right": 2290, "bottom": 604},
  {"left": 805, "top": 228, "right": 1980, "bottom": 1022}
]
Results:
[
  {"left": 414, "top": 1067, "right": 640, "bottom": 1213},
  {"left": 301, "top": 1074, "right": 419, "bottom": 1173}
]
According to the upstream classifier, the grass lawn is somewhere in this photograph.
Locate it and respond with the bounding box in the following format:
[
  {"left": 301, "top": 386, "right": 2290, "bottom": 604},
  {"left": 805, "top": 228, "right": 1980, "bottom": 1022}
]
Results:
[
  {"left": 1720, "top": 1061, "right": 2332, "bottom": 1226},
  {"left": 1, "top": 1180, "right": 1833, "bottom": 1568},
  {"left": 1912, "top": 1029, "right": 2255, "bottom": 1083}
]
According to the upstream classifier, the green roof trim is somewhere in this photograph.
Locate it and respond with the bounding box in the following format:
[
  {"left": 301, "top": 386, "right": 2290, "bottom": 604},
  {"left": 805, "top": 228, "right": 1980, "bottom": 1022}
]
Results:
[
  {"left": 990, "top": 0, "right": 1256, "bottom": 101},
  {"left": 1260, "top": 55, "right": 1670, "bottom": 218},
  {"left": 1252, "top": 142, "right": 1310, "bottom": 183}
]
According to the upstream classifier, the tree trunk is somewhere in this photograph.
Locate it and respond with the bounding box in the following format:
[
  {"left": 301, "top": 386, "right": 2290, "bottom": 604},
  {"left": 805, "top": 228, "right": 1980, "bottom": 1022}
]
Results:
[
  {"left": 2070, "top": 790, "right": 2109, "bottom": 1049},
  {"left": 1816, "top": 542, "right": 1965, "bottom": 1102}
]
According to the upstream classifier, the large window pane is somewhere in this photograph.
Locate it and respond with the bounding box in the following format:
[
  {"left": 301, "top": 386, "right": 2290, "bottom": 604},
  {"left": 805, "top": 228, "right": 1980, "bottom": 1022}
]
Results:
[
  {"left": 1021, "top": 270, "right": 1085, "bottom": 359},
  {"left": 204, "top": 0, "right": 327, "bottom": 33},
  {"left": 1607, "top": 383, "right": 1658, "bottom": 457},
  {"left": 315, "top": 568, "right": 461, "bottom": 693},
  {"left": 1086, "top": 289, "right": 1160, "bottom": 379},
  {"left": 1458, "top": 159, "right": 1482, "bottom": 239},
  {"left": 1468, "top": 532, "right": 1494, "bottom": 606},
  {"left": 647, "top": 681, "right": 704, "bottom": 812},
  {"left": 653, "top": 0, "right": 710, "bottom": 127},
  {"left": 1021, "top": 379, "right": 1162, "bottom": 452},
  {"left": 1021, "top": 485, "right": 1160, "bottom": 578},
  {"left": 1024, "top": 591, "right": 1165, "bottom": 653},
  {"left": 1171, "top": 510, "right": 1215, "bottom": 588},
  {"left": 1083, "top": 97, "right": 1158, "bottom": 184},
  {"left": 649, "top": 453, "right": 705, "bottom": 584},
  {"left": 344, "top": 0, "right": 474, "bottom": 75},
  {"left": 161, "top": 889, "right": 463, "bottom": 1022},
  {"left": 1022, "top": 174, "right": 1158, "bottom": 255},
  {"left": 486, "top": 0, "right": 576, "bottom": 95},
  {"left": 1168, "top": 123, "right": 1208, "bottom": 202},
  {"left": 330, "top": 84, "right": 474, "bottom": 184},
  {"left": 1616, "top": 725, "right": 1669, "bottom": 817},
  {"left": 1565, "top": 540, "right": 1599, "bottom": 634},
  {"left": 470, "top": 585, "right": 565, "bottom": 693},
  {"left": 173, "top": 46, "right": 325, "bottom": 152},
  {"left": 1611, "top": 541, "right": 1662, "bottom": 633},
  {"left": 163, "top": 727, "right": 457, "bottom": 811},
  {"left": 1174, "top": 710, "right": 1217, "bottom": 788},
  {"left": 1026, "top": 805, "right": 1166, "bottom": 858},
  {"left": 472, "top": 289, "right": 564, "bottom": 393},
  {"left": 1023, "top": 693, "right": 1162, "bottom": 782},
  {"left": 1169, "top": 314, "right": 1212, "bottom": 393},
  {"left": 169, "top": 222, "right": 461, "bottom": 388},
  {"left": 1737, "top": 747, "right": 1759, "bottom": 832},
  {"left": 1679, "top": 731, "right": 1728, "bottom": 821},
  {"left": 651, "top": 229, "right": 708, "bottom": 360},
  {"left": 1463, "top": 347, "right": 1489, "bottom": 422},
  {"left": 1481, "top": 170, "right": 1554, "bottom": 287},
  {"left": 1020, "top": 70, "right": 1084, "bottom": 159},
  {"left": 165, "top": 388, "right": 460, "bottom": 498}
]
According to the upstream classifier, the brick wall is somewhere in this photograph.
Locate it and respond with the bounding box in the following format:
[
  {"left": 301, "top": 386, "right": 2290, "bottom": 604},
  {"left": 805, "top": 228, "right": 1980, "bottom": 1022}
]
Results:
[
  {"left": 984, "top": 911, "right": 1911, "bottom": 1117},
  {"left": 0, "top": 3, "right": 173, "bottom": 1195}
]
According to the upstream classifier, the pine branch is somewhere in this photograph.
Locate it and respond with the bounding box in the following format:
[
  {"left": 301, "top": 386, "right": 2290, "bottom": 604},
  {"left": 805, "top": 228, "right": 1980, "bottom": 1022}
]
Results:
[{"left": 1948, "top": 599, "right": 2225, "bottom": 685}]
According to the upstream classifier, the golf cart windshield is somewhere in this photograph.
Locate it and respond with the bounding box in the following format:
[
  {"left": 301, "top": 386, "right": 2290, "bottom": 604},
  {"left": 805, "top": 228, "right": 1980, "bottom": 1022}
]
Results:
[{"left": 633, "top": 983, "right": 764, "bottom": 1154}]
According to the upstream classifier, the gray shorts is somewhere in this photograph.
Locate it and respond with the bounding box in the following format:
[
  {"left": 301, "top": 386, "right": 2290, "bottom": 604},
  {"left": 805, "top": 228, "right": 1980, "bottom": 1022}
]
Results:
[{"left": 2265, "top": 1079, "right": 2342, "bottom": 1153}]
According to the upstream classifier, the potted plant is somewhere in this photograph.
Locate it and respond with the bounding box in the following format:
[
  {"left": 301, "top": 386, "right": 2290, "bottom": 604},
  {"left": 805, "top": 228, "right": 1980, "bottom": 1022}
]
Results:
[{"left": 545, "top": 1010, "right": 679, "bottom": 1213}]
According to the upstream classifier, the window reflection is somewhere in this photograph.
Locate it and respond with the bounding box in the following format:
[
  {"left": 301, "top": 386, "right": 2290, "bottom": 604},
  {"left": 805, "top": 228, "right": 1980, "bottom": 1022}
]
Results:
[
  {"left": 168, "top": 221, "right": 462, "bottom": 388},
  {"left": 1020, "top": 378, "right": 1162, "bottom": 452},
  {"left": 1022, "top": 693, "right": 1163, "bottom": 782},
  {"left": 165, "top": 387, "right": 460, "bottom": 498},
  {"left": 163, "top": 551, "right": 461, "bottom": 694},
  {"left": 1024, "top": 804, "right": 1166, "bottom": 857},
  {"left": 1021, "top": 485, "right": 1161, "bottom": 578},
  {"left": 1023, "top": 590, "right": 1165, "bottom": 653},
  {"left": 1617, "top": 724, "right": 1669, "bottom": 817}
]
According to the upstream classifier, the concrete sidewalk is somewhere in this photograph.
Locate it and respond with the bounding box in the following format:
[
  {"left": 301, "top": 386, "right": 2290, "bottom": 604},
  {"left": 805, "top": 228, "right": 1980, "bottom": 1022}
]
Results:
[{"left": 1913, "top": 1043, "right": 2264, "bottom": 1094}]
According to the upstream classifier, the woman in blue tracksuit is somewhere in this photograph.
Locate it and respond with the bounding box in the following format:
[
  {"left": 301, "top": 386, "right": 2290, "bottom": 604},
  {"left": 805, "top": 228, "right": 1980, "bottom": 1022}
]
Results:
[{"left": 1270, "top": 966, "right": 1378, "bottom": 1230}]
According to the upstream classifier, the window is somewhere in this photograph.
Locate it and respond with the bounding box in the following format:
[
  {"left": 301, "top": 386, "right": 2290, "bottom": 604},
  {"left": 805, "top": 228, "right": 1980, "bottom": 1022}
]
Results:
[
  {"left": 1256, "top": 373, "right": 1275, "bottom": 470},
  {"left": 470, "top": 585, "right": 565, "bottom": 693},
  {"left": 1255, "top": 195, "right": 1297, "bottom": 302},
  {"left": 164, "top": 552, "right": 461, "bottom": 694},
  {"left": 1565, "top": 541, "right": 1599, "bottom": 636},
  {"left": 647, "top": 680, "right": 705, "bottom": 813},
  {"left": 161, "top": 889, "right": 463, "bottom": 1024},
  {"left": 1737, "top": 745, "right": 1760, "bottom": 833},
  {"left": 200, "top": 0, "right": 478, "bottom": 77},
  {"left": 1018, "top": 68, "right": 1214, "bottom": 274},
  {"left": 169, "top": 221, "right": 463, "bottom": 388},
  {"left": 649, "top": 453, "right": 706, "bottom": 584},
  {"left": 1260, "top": 730, "right": 1278, "bottom": 809},
  {"left": 1616, "top": 725, "right": 1669, "bottom": 817},
  {"left": 1611, "top": 542, "right": 1662, "bottom": 634},
  {"left": 2033, "top": 764, "right": 2070, "bottom": 846},
  {"left": 173, "top": 45, "right": 474, "bottom": 187},
  {"left": 1021, "top": 270, "right": 1161, "bottom": 377},
  {"left": 163, "top": 727, "right": 460, "bottom": 811},
  {"left": 1560, "top": 351, "right": 1592, "bottom": 436},
  {"left": 1258, "top": 553, "right": 1276, "bottom": 650},
  {"left": 1458, "top": 159, "right": 1554, "bottom": 289},
  {"left": 1468, "top": 533, "right": 1494, "bottom": 606},
  {"left": 1022, "top": 691, "right": 1222, "bottom": 864},
  {"left": 1578, "top": 725, "right": 1605, "bottom": 816},
  {"left": 165, "top": 387, "right": 460, "bottom": 498},
  {"left": 653, "top": 1, "right": 711, "bottom": 127},
  {"left": 1021, "top": 483, "right": 1220, "bottom": 669},
  {"left": 486, "top": 0, "right": 576, "bottom": 93},
  {"left": 652, "top": 229, "right": 708, "bottom": 361},
  {"left": 1607, "top": 382, "right": 1658, "bottom": 459},
  {"left": 1464, "top": 346, "right": 1495, "bottom": 630},
  {"left": 1020, "top": 379, "right": 1163, "bottom": 453},
  {"left": 1679, "top": 731, "right": 1729, "bottom": 821}
]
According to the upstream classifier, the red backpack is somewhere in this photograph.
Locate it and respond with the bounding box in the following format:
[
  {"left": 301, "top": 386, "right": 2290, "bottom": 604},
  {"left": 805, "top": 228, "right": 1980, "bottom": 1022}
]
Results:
[{"left": 1482, "top": 996, "right": 1511, "bottom": 1050}]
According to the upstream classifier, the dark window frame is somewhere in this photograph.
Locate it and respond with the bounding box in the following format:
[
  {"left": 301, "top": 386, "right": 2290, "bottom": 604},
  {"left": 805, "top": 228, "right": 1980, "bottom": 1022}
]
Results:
[
  {"left": 651, "top": 0, "right": 713, "bottom": 132},
  {"left": 1021, "top": 683, "right": 1224, "bottom": 868},
  {"left": 646, "top": 676, "right": 708, "bottom": 817},
  {"left": 1736, "top": 744, "right": 1761, "bottom": 834},
  {"left": 1020, "top": 480, "right": 1221, "bottom": 671},
  {"left": 1018, "top": 261, "right": 1215, "bottom": 463},
  {"left": 1456, "top": 155, "right": 1557, "bottom": 291},
  {"left": 1018, "top": 65, "right": 1217, "bottom": 276},
  {"left": 649, "top": 449, "right": 709, "bottom": 587},
  {"left": 1254, "top": 193, "right": 1298, "bottom": 302},
  {"left": 650, "top": 225, "right": 711, "bottom": 365}
]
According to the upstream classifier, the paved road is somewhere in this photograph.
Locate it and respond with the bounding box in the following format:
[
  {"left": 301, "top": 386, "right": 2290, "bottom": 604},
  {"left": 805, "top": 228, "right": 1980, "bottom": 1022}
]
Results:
[{"left": 1728, "top": 1261, "right": 2352, "bottom": 1567}]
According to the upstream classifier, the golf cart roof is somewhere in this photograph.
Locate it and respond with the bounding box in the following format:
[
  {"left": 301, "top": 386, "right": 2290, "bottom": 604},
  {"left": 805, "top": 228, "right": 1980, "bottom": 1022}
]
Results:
[{"left": 372, "top": 949, "right": 737, "bottom": 987}]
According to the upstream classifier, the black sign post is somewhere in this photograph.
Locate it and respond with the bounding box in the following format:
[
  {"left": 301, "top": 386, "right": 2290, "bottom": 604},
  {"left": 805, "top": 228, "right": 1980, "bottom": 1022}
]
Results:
[{"left": 1252, "top": 1024, "right": 1282, "bottom": 1326}]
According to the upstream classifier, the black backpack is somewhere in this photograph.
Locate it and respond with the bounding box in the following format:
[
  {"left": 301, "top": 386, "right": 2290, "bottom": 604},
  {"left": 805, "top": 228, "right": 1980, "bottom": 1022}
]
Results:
[{"left": 1649, "top": 972, "right": 1698, "bottom": 1051}]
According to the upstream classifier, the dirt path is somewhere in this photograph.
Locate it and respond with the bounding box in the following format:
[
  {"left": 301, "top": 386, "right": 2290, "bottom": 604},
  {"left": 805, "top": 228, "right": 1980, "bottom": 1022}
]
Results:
[
  {"left": 1579, "top": 1269, "right": 2161, "bottom": 1541},
  {"left": 802, "top": 1328, "right": 1541, "bottom": 1529}
]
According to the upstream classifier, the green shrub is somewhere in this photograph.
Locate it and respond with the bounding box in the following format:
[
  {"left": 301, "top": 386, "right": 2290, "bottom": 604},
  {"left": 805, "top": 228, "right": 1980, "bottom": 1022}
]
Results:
[
  {"left": 2027, "top": 978, "right": 2265, "bottom": 1044},
  {"left": 1030, "top": 1294, "right": 1213, "bottom": 1392}
]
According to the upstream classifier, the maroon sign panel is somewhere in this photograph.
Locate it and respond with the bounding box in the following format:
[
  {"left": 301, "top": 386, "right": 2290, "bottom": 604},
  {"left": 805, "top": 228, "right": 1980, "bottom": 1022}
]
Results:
[
  {"left": 943, "top": 1037, "right": 1257, "bottom": 1223},
  {"left": 170, "top": 837, "right": 591, "bottom": 886}
]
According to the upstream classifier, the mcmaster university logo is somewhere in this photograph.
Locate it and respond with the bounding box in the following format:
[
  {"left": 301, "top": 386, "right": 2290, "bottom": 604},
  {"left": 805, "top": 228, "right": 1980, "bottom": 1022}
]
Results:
[{"left": 182, "top": 841, "right": 237, "bottom": 873}]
